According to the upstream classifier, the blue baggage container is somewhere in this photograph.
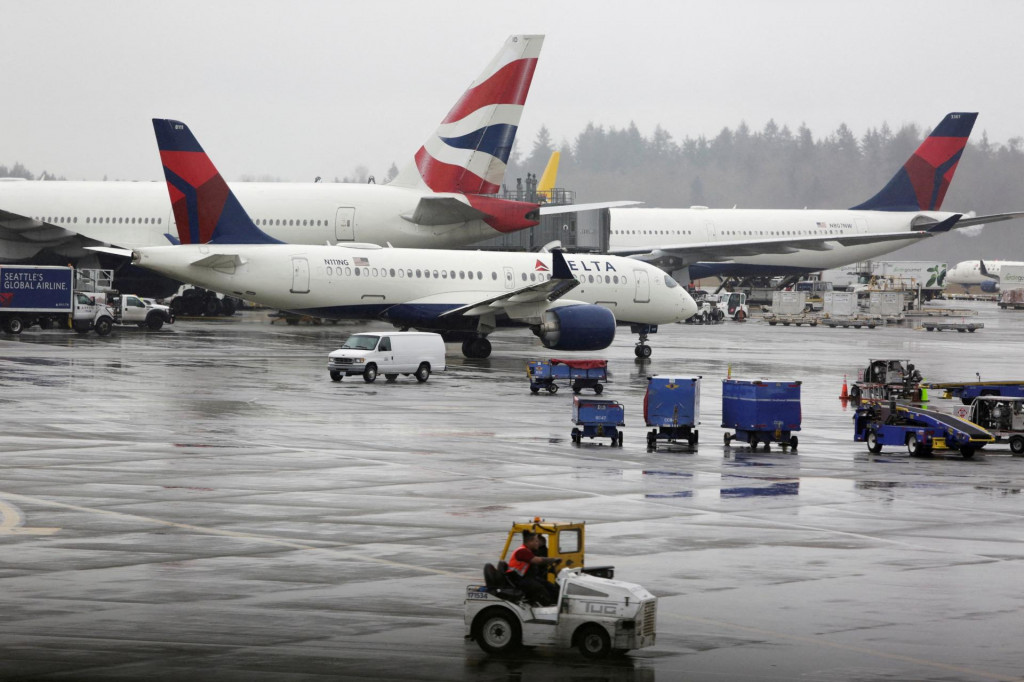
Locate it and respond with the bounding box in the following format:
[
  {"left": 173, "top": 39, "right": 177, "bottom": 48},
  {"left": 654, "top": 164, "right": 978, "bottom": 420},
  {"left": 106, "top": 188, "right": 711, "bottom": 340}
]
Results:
[
  {"left": 527, "top": 359, "right": 607, "bottom": 395},
  {"left": 722, "top": 378, "right": 801, "bottom": 451},
  {"left": 571, "top": 396, "right": 624, "bottom": 446},
  {"left": 644, "top": 376, "right": 701, "bottom": 449}
]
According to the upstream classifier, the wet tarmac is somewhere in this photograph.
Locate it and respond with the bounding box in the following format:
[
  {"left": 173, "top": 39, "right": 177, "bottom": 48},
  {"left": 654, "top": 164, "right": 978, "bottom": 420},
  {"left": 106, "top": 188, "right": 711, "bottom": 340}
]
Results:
[{"left": 1, "top": 301, "right": 1023, "bottom": 681}]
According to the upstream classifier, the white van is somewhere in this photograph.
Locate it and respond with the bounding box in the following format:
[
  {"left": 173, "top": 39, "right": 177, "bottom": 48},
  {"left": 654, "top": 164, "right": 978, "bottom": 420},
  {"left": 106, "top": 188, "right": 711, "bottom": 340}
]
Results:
[{"left": 327, "top": 331, "right": 446, "bottom": 383}]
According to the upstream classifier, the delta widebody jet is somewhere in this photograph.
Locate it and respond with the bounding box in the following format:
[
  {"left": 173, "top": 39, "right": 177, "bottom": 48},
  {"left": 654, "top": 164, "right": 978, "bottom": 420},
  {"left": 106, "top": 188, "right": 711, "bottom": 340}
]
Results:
[
  {"left": 609, "top": 113, "right": 1024, "bottom": 282},
  {"left": 0, "top": 35, "right": 613, "bottom": 296},
  {"left": 94, "top": 118, "right": 696, "bottom": 358}
]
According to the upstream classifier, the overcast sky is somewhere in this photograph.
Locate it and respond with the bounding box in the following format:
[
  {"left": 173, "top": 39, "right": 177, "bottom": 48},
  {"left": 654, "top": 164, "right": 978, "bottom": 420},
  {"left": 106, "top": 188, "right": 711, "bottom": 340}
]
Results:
[{"left": 4, "top": 0, "right": 1022, "bottom": 183}]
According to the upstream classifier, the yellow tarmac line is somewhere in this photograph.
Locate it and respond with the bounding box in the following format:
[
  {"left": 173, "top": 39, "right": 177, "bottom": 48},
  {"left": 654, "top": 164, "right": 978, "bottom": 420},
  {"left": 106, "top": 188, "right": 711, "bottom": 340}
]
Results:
[
  {"left": 0, "top": 498, "right": 60, "bottom": 536},
  {"left": 0, "top": 492, "right": 463, "bottom": 577}
]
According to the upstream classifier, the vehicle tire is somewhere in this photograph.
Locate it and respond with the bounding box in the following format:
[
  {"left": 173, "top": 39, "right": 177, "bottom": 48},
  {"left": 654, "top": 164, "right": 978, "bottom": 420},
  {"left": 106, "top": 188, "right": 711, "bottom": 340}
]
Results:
[
  {"left": 220, "top": 298, "right": 237, "bottom": 316},
  {"left": 789, "top": 435, "right": 798, "bottom": 451},
  {"left": 959, "top": 445, "right": 975, "bottom": 459},
  {"left": 647, "top": 432, "right": 656, "bottom": 449},
  {"left": 594, "top": 384, "right": 604, "bottom": 395},
  {"left": 4, "top": 315, "right": 24, "bottom": 335},
  {"left": 203, "top": 298, "right": 221, "bottom": 316},
  {"left": 473, "top": 608, "right": 521, "bottom": 654},
  {"left": 94, "top": 316, "right": 113, "bottom": 337},
  {"left": 38, "top": 317, "right": 53, "bottom": 330},
  {"left": 689, "top": 431, "right": 698, "bottom": 446},
  {"left": 616, "top": 432, "right": 624, "bottom": 447},
  {"left": 850, "top": 385, "right": 861, "bottom": 400},
  {"left": 146, "top": 315, "right": 164, "bottom": 331},
  {"left": 576, "top": 623, "right": 612, "bottom": 659},
  {"left": 724, "top": 433, "right": 732, "bottom": 445},
  {"left": 74, "top": 323, "right": 90, "bottom": 335},
  {"left": 330, "top": 371, "right": 342, "bottom": 382},
  {"left": 748, "top": 433, "right": 758, "bottom": 448},
  {"left": 768, "top": 321, "right": 777, "bottom": 326},
  {"left": 530, "top": 386, "right": 540, "bottom": 394},
  {"left": 414, "top": 363, "right": 430, "bottom": 383},
  {"left": 735, "top": 309, "right": 747, "bottom": 321},
  {"left": 547, "top": 384, "right": 558, "bottom": 394},
  {"left": 385, "top": 373, "right": 398, "bottom": 383},
  {"left": 170, "top": 298, "right": 185, "bottom": 316},
  {"left": 571, "top": 428, "right": 581, "bottom": 443},
  {"left": 572, "top": 386, "right": 581, "bottom": 394},
  {"left": 285, "top": 316, "right": 300, "bottom": 326},
  {"left": 363, "top": 364, "right": 377, "bottom": 383},
  {"left": 866, "top": 430, "right": 882, "bottom": 453},
  {"left": 635, "top": 344, "right": 652, "bottom": 359},
  {"left": 1010, "top": 436, "right": 1024, "bottom": 456},
  {"left": 906, "top": 434, "right": 925, "bottom": 456}
]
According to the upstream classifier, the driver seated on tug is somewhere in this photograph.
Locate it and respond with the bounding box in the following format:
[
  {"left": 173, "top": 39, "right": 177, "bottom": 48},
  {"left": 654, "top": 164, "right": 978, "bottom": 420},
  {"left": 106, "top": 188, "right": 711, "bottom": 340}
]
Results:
[{"left": 505, "top": 530, "right": 562, "bottom": 606}]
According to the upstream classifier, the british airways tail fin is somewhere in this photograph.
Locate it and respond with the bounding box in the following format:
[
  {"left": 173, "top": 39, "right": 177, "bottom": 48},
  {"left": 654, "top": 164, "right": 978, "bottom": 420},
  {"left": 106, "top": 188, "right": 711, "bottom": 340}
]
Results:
[
  {"left": 152, "top": 119, "right": 281, "bottom": 245},
  {"left": 851, "top": 112, "right": 977, "bottom": 212},
  {"left": 389, "top": 34, "right": 544, "bottom": 194}
]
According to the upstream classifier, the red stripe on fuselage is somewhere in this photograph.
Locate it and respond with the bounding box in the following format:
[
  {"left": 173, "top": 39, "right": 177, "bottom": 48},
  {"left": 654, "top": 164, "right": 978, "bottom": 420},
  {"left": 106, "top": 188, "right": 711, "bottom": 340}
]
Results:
[{"left": 442, "top": 58, "right": 537, "bottom": 124}]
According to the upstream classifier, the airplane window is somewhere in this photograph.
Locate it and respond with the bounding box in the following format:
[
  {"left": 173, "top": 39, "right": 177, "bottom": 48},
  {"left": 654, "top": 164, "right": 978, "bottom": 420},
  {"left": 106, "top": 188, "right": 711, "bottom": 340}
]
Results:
[
  {"left": 326, "top": 267, "right": 332, "bottom": 276},
  {"left": 478, "top": 271, "right": 483, "bottom": 280},
  {"left": 158, "top": 218, "right": 162, "bottom": 224},
  {"left": 492, "top": 272, "right": 498, "bottom": 280},
  {"left": 449, "top": 271, "right": 455, "bottom": 279},
  {"left": 372, "top": 268, "right": 378, "bottom": 277},
  {"left": 432, "top": 270, "right": 438, "bottom": 278},
  {"left": 416, "top": 269, "right": 422, "bottom": 278},
  {"left": 397, "top": 269, "right": 404, "bottom": 278},
  {"left": 424, "top": 270, "right": 430, "bottom": 278},
  {"left": 459, "top": 271, "right": 465, "bottom": 279},
  {"left": 406, "top": 269, "right": 412, "bottom": 278},
  {"left": 85, "top": 217, "right": 90, "bottom": 223},
  {"left": 441, "top": 270, "right": 448, "bottom": 279},
  {"left": 521, "top": 273, "right": 527, "bottom": 282},
  {"left": 73, "top": 217, "right": 77, "bottom": 223},
  {"left": 354, "top": 268, "right": 360, "bottom": 277},
  {"left": 588, "top": 275, "right": 594, "bottom": 283},
  {"left": 303, "top": 220, "right": 307, "bottom": 226},
  {"left": 345, "top": 267, "right": 351, "bottom": 276},
  {"left": 605, "top": 275, "right": 610, "bottom": 283}
]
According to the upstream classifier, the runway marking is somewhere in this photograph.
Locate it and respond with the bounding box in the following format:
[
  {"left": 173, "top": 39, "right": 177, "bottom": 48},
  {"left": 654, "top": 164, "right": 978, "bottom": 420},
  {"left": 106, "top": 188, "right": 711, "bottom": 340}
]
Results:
[
  {"left": 0, "top": 492, "right": 465, "bottom": 577},
  {"left": 0, "top": 499, "right": 60, "bottom": 535}
]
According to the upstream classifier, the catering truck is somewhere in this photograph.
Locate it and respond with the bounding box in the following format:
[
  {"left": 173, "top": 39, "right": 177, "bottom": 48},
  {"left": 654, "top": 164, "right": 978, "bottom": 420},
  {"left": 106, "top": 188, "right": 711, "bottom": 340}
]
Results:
[{"left": 0, "top": 265, "right": 114, "bottom": 336}]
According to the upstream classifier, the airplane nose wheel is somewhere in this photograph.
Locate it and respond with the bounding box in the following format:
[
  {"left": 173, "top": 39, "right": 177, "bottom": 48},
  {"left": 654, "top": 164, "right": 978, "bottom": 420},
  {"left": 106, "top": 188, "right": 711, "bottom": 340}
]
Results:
[{"left": 634, "top": 343, "right": 652, "bottom": 358}]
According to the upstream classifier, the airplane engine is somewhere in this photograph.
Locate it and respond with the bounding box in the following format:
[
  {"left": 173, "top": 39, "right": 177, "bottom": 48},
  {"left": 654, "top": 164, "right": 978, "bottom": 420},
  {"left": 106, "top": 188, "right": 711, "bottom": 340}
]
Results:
[
  {"left": 533, "top": 304, "right": 616, "bottom": 351},
  {"left": 980, "top": 280, "right": 1000, "bottom": 293}
]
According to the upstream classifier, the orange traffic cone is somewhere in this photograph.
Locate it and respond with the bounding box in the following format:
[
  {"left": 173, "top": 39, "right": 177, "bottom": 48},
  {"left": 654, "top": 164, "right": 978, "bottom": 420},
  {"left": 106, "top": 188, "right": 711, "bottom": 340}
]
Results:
[{"left": 840, "top": 374, "right": 849, "bottom": 399}]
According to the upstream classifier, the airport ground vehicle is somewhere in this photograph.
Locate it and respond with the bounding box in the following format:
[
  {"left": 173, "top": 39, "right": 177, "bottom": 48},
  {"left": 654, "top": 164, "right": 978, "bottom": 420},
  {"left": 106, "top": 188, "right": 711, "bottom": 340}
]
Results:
[
  {"left": 849, "top": 359, "right": 924, "bottom": 401},
  {"left": 102, "top": 292, "right": 174, "bottom": 330},
  {"left": 327, "top": 331, "right": 445, "bottom": 383},
  {"left": 854, "top": 400, "right": 994, "bottom": 457},
  {"left": 687, "top": 291, "right": 748, "bottom": 323},
  {"left": 0, "top": 265, "right": 115, "bottom": 336},
  {"left": 167, "top": 286, "right": 240, "bottom": 317},
  {"left": 526, "top": 358, "right": 606, "bottom": 394},
  {"left": 465, "top": 520, "right": 656, "bottom": 658},
  {"left": 930, "top": 381, "right": 1024, "bottom": 405},
  {"left": 570, "top": 396, "right": 625, "bottom": 445},
  {"left": 952, "top": 396, "right": 1024, "bottom": 454},
  {"left": 722, "top": 379, "right": 801, "bottom": 451},
  {"left": 644, "top": 376, "right": 700, "bottom": 449}
]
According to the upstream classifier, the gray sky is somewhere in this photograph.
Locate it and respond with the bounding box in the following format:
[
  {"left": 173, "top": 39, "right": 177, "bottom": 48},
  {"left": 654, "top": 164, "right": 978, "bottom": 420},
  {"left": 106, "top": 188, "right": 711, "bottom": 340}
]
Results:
[{"left": 4, "top": 0, "right": 1022, "bottom": 183}]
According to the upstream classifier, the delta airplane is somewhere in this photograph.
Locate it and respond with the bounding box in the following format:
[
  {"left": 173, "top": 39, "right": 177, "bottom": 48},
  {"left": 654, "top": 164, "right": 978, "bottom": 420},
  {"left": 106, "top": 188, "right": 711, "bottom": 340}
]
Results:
[
  {"left": 946, "top": 260, "right": 1024, "bottom": 293},
  {"left": 94, "top": 119, "right": 696, "bottom": 359},
  {"left": 609, "top": 113, "right": 1024, "bottom": 282},
  {"left": 1, "top": 35, "right": 623, "bottom": 296}
]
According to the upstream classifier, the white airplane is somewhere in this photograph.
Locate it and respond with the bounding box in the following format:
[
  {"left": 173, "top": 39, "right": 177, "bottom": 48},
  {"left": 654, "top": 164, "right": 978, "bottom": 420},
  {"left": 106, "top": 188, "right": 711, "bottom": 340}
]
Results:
[
  {"left": 0, "top": 35, "right": 626, "bottom": 296},
  {"left": 608, "top": 113, "right": 1024, "bottom": 282},
  {"left": 946, "top": 260, "right": 1024, "bottom": 293},
  {"left": 94, "top": 119, "right": 696, "bottom": 359}
]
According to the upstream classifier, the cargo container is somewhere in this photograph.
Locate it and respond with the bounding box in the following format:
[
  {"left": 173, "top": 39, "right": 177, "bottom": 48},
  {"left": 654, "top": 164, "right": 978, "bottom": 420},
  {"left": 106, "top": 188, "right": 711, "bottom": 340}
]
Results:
[{"left": 722, "top": 379, "right": 801, "bottom": 451}]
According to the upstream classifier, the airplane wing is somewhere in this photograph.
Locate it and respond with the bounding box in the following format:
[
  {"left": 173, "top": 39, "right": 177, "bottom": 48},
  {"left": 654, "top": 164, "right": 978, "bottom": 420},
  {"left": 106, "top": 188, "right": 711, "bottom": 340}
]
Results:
[
  {"left": 1, "top": 208, "right": 103, "bottom": 258},
  {"left": 540, "top": 200, "right": 642, "bottom": 216},
  {"left": 612, "top": 215, "right": 962, "bottom": 265},
  {"left": 402, "top": 195, "right": 489, "bottom": 226}
]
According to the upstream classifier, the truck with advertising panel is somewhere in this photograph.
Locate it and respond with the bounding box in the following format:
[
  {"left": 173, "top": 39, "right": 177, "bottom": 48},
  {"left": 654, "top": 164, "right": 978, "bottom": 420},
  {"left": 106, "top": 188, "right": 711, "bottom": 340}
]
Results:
[{"left": 0, "top": 265, "right": 115, "bottom": 336}]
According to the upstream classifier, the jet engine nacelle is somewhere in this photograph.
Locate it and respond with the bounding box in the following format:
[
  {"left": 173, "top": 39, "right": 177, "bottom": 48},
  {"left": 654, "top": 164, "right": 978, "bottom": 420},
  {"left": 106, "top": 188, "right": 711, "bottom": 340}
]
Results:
[
  {"left": 533, "top": 304, "right": 616, "bottom": 351},
  {"left": 980, "top": 280, "right": 1000, "bottom": 293}
]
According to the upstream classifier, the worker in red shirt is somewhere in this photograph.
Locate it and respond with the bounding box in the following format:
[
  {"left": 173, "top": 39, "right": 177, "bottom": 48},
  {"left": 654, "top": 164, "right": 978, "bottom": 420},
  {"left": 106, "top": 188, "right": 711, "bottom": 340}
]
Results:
[{"left": 506, "top": 530, "right": 562, "bottom": 605}]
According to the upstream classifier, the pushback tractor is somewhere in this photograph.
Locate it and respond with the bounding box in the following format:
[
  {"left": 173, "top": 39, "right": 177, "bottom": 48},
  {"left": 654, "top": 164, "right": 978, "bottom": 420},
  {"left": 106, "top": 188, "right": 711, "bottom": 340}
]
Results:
[{"left": 465, "top": 520, "right": 657, "bottom": 659}]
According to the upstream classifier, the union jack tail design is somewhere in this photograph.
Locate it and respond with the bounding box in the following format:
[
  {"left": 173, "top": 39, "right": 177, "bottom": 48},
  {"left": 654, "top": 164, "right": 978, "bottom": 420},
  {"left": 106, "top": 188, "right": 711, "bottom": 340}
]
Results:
[
  {"left": 390, "top": 34, "right": 544, "bottom": 194},
  {"left": 152, "top": 119, "right": 280, "bottom": 245},
  {"left": 852, "top": 112, "right": 977, "bottom": 212}
]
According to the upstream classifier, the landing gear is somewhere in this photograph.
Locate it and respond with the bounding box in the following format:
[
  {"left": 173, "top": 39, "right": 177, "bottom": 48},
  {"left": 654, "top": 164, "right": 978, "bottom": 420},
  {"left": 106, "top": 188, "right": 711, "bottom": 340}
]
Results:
[
  {"left": 631, "top": 324, "right": 657, "bottom": 359},
  {"left": 461, "top": 336, "right": 492, "bottom": 359}
]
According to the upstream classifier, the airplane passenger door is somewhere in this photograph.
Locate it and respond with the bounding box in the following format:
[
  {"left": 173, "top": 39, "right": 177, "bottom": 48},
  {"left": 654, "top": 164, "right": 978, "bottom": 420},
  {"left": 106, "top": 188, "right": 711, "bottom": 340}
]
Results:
[
  {"left": 705, "top": 222, "right": 718, "bottom": 242},
  {"left": 633, "top": 269, "right": 650, "bottom": 303},
  {"left": 335, "top": 207, "right": 355, "bottom": 241},
  {"left": 503, "top": 266, "right": 515, "bottom": 290},
  {"left": 291, "top": 257, "right": 310, "bottom": 293}
]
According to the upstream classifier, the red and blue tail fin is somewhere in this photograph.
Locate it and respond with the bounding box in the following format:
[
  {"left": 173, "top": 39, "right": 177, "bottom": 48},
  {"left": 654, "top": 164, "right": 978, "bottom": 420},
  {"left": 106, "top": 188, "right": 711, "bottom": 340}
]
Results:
[
  {"left": 390, "top": 34, "right": 543, "bottom": 194},
  {"left": 852, "top": 112, "right": 977, "bottom": 211},
  {"left": 153, "top": 119, "right": 281, "bottom": 245}
]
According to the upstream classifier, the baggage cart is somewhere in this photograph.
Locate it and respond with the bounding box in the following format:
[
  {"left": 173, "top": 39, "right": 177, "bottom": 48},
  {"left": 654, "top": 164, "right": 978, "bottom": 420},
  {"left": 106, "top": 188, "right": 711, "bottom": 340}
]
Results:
[
  {"left": 527, "top": 359, "right": 607, "bottom": 394},
  {"left": 644, "top": 376, "right": 700, "bottom": 449},
  {"left": 571, "top": 396, "right": 624, "bottom": 446},
  {"left": 722, "top": 379, "right": 801, "bottom": 451}
]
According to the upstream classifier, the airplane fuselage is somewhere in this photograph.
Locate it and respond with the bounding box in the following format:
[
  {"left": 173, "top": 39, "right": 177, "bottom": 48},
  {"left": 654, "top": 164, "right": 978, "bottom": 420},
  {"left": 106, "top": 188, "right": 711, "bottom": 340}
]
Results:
[
  {"left": 609, "top": 207, "right": 960, "bottom": 278},
  {"left": 132, "top": 244, "right": 696, "bottom": 327},
  {"left": 0, "top": 180, "right": 512, "bottom": 250}
]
